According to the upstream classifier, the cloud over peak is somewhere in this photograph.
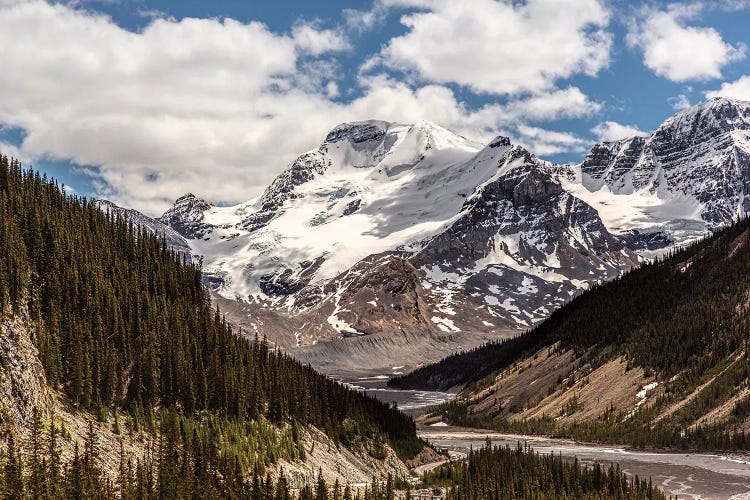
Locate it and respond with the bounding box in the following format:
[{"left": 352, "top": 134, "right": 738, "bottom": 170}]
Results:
[
  {"left": 376, "top": 0, "right": 612, "bottom": 95},
  {"left": 0, "top": 0, "right": 609, "bottom": 214},
  {"left": 627, "top": 3, "right": 746, "bottom": 82}
]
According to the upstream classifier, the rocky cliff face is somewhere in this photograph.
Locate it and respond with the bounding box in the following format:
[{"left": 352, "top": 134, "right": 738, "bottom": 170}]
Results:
[
  {"left": 157, "top": 193, "right": 215, "bottom": 240},
  {"left": 412, "top": 145, "right": 635, "bottom": 333},
  {"left": 580, "top": 97, "right": 750, "bottom": 235},
  {"left": 0, "top": 312, "right": 54, "bottom": 427}
]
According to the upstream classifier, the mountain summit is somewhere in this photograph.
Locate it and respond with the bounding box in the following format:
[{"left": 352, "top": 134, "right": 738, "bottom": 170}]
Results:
[
  {"left": 151, "top": 120, "right": 635, "bottom": 367},
  {"left": 575, "top": 97, "right": 750, "bottom": 241},
  {"left": 110, "top": 100, "right": 750, "bottom": 373}
]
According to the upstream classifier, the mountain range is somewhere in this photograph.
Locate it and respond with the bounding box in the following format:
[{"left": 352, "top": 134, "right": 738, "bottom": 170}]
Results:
[
  {"left": 101, "top": 97, "right": 750, "bottom": 374},
  {"left": 392, "top": 196, "right": 750, "bottom": 452}
]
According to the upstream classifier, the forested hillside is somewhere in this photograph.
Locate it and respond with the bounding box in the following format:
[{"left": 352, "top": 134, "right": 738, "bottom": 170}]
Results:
[
  {"left": 393, "top": 215, "right": 750, "bottom": 450},
  {"left": 0, "top": 155, "right": 421, "bottom": 497}
]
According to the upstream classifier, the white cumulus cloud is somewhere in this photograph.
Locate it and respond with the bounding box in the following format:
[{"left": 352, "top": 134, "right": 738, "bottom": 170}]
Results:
[
  {"left": 376, "top": 0, "right": 612, "bottom": 95},
  {"left": 668, "top": 94, "right": 693, "bottom": 110},
  {"left": 707, "top": 75, "right": 750, "bottom": 100},
  {"left": 516, "top": 125, "right": 589, "bottom": 156},
  {"left": 591, "top": 121, "right": 647, "bottom": 142},
  {"left": 627, "top": 3, "right": 745, "bottom": 82},
  {"left": 0, "top": 0, "right": 601, "bottom": 215}
]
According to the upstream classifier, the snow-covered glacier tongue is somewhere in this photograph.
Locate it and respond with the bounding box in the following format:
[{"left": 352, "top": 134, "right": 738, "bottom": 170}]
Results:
[{"left": 148, "top": 99, "right": 750, "bottom": 372}]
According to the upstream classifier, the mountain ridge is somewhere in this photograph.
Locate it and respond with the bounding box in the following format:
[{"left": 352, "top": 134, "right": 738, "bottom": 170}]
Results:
[
  {"left": 395, "top": 214, "right": 750, "bottom": 452},
  {"left": 103, "top": 97, "right": 750, "bottom": 373}
]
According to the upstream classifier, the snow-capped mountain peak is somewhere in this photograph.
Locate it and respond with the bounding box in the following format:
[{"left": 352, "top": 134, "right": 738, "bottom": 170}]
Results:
[
  {"left": 158, "top": 193, "right": 214, "bottom": 239},
  {"left": 569, "top": 97, "right": 750, "bottom": 244},
  {"left": 661, "top": 96, "right": 750, "bottom": 131},
  {"left": 148, "top": 119, "right": 639, "bottom": 346},
  {"left": 144, "top": 101, "right": 750, "bottom": 356}
]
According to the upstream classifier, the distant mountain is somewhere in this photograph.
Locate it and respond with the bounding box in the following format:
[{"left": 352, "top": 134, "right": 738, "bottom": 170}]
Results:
[
  {"left": 153, "top": 121, "right": 637, "bottom": 362},
  {"left": 113, "top": 98, "right": 750, "bottom": 373},
  {"left": 574, "top": 96, "right": 750, "bottom": 241},
  {"left": 93, "top": 199, "right": 192, "bottom": 259},
  {"left": 392, "top": 213, "right": 750, "bottom": 452}
]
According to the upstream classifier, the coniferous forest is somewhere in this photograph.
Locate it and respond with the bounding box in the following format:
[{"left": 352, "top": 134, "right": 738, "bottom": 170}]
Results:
[
  {"left": 0, "top": 413, "right": 666, "bottom": 500},
  {"left": 423, "top": 443, "right": 665, "bottom": 500},
  {"left": 0, "top": 155, "right": 423, "bottom": 496},
  {"left": 0, "top": 152, "right": 673, "bottom": 498}
]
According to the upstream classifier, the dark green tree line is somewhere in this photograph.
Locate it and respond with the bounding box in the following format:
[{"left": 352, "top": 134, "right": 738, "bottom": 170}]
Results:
[{"left": 0, "top": 154, "right": 421, "bottom": 491}]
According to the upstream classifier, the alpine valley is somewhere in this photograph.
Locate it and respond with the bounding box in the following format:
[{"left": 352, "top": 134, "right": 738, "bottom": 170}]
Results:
[{"left": 104, "top": 97, "right": 750, "bottom": 376}]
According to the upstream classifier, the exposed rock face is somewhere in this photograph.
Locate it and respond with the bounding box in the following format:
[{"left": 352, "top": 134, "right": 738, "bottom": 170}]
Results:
[
  {"left": 325, "top": 121, "right": 388, "bottom": 144},
  {"left": 158, "top": 193, "right": 214, "bottom": 239},
  {"left": 411, "top": 145, "right": 635, "bottom": 332},
  {"left": 0, "top": 313, "right": 54, "bottom": 427},
  {"left": 581, "top": 97, "right": 750, "bottom": 229},
  {"left": 320, "top": 255, "right": 433, "bottom": 336},
  {"left": 276, "top": 425, "right": 409, "bottom": 489},
  {"left": 260, "top": 151, "right": 328, "bottom": 213},
  {"left": 580, "top": 136, "right": 646, "bottom": 185},
  {"left": 259, "top": 257, "right": 326, "bottom": 297}
]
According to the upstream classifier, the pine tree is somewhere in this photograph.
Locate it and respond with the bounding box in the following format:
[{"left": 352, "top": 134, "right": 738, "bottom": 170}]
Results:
[{"left": 3, "top": 432, "right": 23, "bottom": 499}]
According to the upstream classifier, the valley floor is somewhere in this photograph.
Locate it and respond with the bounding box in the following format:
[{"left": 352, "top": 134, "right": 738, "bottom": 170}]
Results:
[{"left": 417, "top": 426, "right": 750, "bottom": 500}]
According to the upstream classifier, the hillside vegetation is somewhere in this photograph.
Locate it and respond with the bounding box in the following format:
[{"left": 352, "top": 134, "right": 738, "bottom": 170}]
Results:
[
  {"left": 422, "top": 442, "right": 664, "bottom": 500},
  {"left": 393, "top": 216, "right": 750, "bottom": 450},
  {"left": 0, "top": 155, "right": 421, "bottom": 497}
]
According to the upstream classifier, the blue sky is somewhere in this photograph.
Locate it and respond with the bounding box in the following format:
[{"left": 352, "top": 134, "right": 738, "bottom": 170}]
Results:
[{"left": 1, "top": 0, "right": 750, "bottom": 214}]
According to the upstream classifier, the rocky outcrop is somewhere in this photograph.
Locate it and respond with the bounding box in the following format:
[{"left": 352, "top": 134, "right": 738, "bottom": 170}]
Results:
[
  {"left": 259, "top": 150, "right": 328, "bottom": 213},
  {"left": 158, "top": 193, "right": 214, "bottom": 239},
  {"left": 0, "top": 312, "right": 54, "bottom": 427},
  {"left": 322, "top": 255, "right": 432, "bottom": 336},
  {"left": 276, "top": 426, "right": 409, "bottom": 489}
]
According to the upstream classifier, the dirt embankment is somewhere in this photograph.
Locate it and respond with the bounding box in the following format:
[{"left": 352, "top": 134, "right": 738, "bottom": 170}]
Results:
[
  {"left": 275, "top": 426, "right": 411, "bottom": 489},
  {"left": 290, "top": 327, "right": 501, "bottom": 375}
]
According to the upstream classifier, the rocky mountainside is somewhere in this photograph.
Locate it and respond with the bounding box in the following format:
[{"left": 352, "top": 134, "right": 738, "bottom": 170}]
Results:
[
  {"left": 110, "top": 98, "right": 750, "bottom": 373},
  {"left": 570, "top": 96, "right": 750, "bottom": 243},
  {"left": 152, "top": 123, "right": 637, "bottom": 354},
  {"left": 398, "top": 215, "right": 750, "bottom": 452}
]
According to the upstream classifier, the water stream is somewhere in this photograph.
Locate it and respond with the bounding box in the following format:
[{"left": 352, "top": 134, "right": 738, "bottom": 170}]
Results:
[{"left": 420, "top": 427, "right": 750, "bottom": 500}]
